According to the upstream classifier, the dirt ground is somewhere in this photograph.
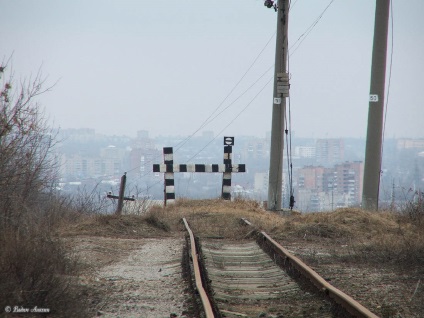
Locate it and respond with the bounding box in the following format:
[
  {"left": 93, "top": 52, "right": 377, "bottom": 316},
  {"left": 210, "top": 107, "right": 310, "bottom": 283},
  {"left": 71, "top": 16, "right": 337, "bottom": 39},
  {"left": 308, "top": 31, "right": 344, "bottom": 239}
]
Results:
[
  {"left": 60, "top": 202, "right": 424, "bottom": 318},
  {"left": 65, "top": 235, "right": 192, "bottom": 318},
  {"left": 281, "top": 240, "right": 424, "bottom": 318}
]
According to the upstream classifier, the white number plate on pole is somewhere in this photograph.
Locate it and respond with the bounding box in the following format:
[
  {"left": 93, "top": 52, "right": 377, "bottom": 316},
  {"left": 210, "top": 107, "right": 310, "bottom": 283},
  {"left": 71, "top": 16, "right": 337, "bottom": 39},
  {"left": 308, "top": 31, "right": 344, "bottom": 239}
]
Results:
[
  {"left": 369, "top": 94, "right": 379, "bottom": 102},
  {"left": 274, "top": 97, "right": 281, "bottom": 105}
]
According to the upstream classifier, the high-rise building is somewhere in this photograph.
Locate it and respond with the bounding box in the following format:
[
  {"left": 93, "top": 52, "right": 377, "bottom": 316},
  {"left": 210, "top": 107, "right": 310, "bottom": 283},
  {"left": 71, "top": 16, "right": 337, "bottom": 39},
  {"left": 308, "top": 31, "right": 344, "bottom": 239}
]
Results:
[
  {"left": 333, "top": 161, "right": 364, "bottom": 206},
  {"left": 397, "top": 138, "right": 424, "bottom": 150},
  {"left": 316, "top": 139, "right": 344, "bottom": 165},
  {"left": 296, "top": 161, "right": 363, "bottom": 211}
]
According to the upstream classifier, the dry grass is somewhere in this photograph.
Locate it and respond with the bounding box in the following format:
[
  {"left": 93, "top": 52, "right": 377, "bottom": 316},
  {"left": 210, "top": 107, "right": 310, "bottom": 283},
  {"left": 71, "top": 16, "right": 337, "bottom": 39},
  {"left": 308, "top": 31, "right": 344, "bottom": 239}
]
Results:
[
  {"left": 277, "top": 208, "right": 424, "bottom": 269},
  {"left": 64, "top": 198, "right": 424, "bottom": 270},
  {"left": 280, "top": 208, "right": 400, "bottom": 240},
  {"left": 54, "top": 198, "right": 424, "bottom": 317},
  {"left": 0, "top": 227, "right": 87, "bottom": 317},
  {"left": 59, "top": 213, "right": 171, "bottom": 238},
  {"left": 0, "top": 195, "right": 101, "bottom": 317},
  {"left": 143, "top": 198, "right": 286, "bottom": 239},
  {"left": 143, "top": 200, "right": 424, "bottom": 269}
]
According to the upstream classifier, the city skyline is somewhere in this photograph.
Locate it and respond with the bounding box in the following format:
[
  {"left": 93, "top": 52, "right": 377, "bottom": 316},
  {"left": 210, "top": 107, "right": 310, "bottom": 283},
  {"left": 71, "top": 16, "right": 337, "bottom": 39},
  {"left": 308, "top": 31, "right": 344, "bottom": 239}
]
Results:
[{"left": 55, "top": 127, "right": 423, "bottom": 210}]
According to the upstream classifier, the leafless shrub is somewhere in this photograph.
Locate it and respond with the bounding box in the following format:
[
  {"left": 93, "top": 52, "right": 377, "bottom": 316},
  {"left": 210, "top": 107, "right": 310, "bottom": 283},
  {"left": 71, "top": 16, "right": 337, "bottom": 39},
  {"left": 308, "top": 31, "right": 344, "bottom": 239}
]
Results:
[
  {"left": 0, "top": 227, "right": 87, "bottom": 317},
  {"left": 0, "top": 61, "right": 58, "bottom": 229},
  {"left": 351, "top": 191, "right": 424, "bottom": 268},
  {"left": 400, "top": 189, "right": 424, "bottom": 225},
  {"left": 326, "top": 210, "right": 424, "bottom": 269},
  {"left": 0, "top": 61, "right": 90, "bottom": 316},
  {"left": 120, "top": 185, "right": 155, "bottom": 215},
  {"left": 70, "top": 184, "right": 112, "bottom": 215}
]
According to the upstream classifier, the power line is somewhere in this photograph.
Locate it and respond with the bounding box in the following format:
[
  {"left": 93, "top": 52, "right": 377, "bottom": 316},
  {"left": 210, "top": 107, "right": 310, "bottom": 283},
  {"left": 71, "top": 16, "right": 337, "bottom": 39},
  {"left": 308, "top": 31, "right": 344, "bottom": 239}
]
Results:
[
  {"left": 186, "top": 76, "right": 274, "bottom": 163},
  {"left": 289, "top": 0, "right": 337, "bottom": 57},
  {"left": 285, "top": 48, "right": 294, "bottom": 210},
  {"left": 382, "top": 0, "right": 394, "bottom": 149},
  {"left": 124, "top": 63, "right": 274, "bottom": 180},
  {"left": 126, "top": 1, "right": 340, "bottom": 194},
  {"left": 172, "top": 31, "right": 276, "bottom": 154},
  {"left": 123, "top": 32, "right": 276, "bottom": 177},
  {"left": 379, "top": 0, "right": 394, "bottom": 203},
  {"left": 181, "top": 65, "right": 275, "bottom": 163},
  {"left": 289, "top": 0, "right": 300, "bottom": 12},
  {"left": 128, "top": 70, "right": 274, "bottom": 196}
]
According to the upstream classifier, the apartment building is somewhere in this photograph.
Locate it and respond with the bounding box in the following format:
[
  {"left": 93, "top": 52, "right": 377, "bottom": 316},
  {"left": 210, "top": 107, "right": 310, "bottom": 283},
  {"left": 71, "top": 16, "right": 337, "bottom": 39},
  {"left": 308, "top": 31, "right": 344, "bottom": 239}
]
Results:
[
  {"left": 60, "top": 145, "right": 126, "bottom": 179},
  {"left": 316, "top": 138, "right": 344, "bottom": 165},
  {"left": 397, "top": 138, "right": 424, "bottom": 150},
  {"left": 296, "top": 161, "right": 363, "bottom": 211}
]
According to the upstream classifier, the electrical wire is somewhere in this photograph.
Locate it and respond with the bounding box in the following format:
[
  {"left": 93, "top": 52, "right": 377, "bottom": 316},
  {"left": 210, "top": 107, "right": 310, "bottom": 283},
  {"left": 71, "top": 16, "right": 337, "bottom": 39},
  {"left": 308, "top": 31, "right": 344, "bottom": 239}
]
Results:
[
  {"left": 172, "top": 31, "right": 276, "bottom": 153},
  {"left": 129, "top": 69, "right": 275, "bottom": 197},
  {"left": 378, "top": 0, "right": 394, "bottom": 206},
  {"left": 186, "top": 76, "right": 274, "bottom": 163},
  {"left": 289, "top": 0, "right": 337, "bottom": 57},
  {"left": 285, "top": 8, "right": 294, "bottom": 210},
  {"left": 123, "top": 62, "right": 274, "bottom": 182},
  {"left": 124, "top": 1, "right": 337, "bottom": 178},
  {"left": 285, "top": 87, "right": 294, "bottom": 210},
  {"left": 182, "top": 65, "right": 274, "bottom": 163},
  {"left": 123, "top": 32, "right": 276, "bottom": 177},
  {"left": 123, "top": 1, "right": 340, "bottom": 197},
  {"left": 289, "top": 0, "right": 300, "bottom": 12}
]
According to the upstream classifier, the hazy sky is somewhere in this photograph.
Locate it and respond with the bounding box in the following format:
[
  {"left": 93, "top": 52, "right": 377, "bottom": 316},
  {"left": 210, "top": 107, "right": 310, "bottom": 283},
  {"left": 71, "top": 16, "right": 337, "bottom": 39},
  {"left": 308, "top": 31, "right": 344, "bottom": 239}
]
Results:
[{"left": 1, "top": 0, "right": 423, "bottom": 139}]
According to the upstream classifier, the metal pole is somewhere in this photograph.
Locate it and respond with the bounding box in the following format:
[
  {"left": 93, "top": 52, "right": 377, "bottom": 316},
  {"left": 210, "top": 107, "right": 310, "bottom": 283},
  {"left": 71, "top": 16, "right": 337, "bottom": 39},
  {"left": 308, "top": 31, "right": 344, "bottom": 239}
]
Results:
[
  {"left": 116, "top": 172, "right": 127, "bottom": 215},
  {"left": 362, "top": 0, "right": 390, "bottom": 211},
  {"left": 268, "top": 0, "right": 289, "bottom": 211}
]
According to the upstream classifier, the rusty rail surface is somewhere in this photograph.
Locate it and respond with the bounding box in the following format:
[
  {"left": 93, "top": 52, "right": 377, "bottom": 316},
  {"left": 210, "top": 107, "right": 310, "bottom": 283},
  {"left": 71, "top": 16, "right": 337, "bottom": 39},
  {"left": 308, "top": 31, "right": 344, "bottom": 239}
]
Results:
[
  {"left": 240, "top": 218, "right": 379, "bottom": 318},
  {"left": 182, "top": 218, "right": 215, "bottom": 318}
]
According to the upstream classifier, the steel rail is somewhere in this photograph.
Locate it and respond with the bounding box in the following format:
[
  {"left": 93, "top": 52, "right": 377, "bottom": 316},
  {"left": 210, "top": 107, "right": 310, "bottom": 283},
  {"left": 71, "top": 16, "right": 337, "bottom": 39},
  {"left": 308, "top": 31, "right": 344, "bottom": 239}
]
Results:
[
  {"left": 241, "top": 218, "right": 379, "bottom": 318},
  {"left": 182, "top": 218, "right": 215, "bottom": 318}
]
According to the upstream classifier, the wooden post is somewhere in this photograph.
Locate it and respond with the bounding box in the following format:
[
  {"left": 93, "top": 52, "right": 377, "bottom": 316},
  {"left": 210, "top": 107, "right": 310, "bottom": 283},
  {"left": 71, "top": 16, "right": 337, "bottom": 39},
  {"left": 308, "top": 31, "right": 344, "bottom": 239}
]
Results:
[
  {"left": 106, "top": 172, "right": 135, "bottom": 214},
  {"left": 116, "top": 172, "right": 127, "bottom": 215}
]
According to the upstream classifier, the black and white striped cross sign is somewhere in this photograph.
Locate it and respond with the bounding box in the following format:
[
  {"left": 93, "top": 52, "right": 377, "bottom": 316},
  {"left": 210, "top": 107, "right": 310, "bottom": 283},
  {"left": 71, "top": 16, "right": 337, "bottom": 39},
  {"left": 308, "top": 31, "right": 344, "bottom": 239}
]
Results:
[{"left": 153, "top": 137, "right": 246, "bottom": 205}]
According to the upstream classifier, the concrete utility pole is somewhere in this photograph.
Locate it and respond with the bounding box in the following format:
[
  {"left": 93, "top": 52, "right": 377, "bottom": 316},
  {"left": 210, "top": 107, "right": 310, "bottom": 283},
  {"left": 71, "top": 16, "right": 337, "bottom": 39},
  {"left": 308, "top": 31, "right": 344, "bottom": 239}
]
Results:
[
  {"left": 362, "top": 0, "right": 391, "bottom": 211},
  {"left": 268, "top": 0, "right": 290, "bottom": 211}
]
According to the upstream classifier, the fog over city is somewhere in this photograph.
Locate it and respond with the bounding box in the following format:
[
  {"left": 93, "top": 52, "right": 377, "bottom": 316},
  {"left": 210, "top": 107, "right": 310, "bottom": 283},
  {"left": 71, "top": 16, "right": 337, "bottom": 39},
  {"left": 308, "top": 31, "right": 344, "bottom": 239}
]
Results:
[
  {"left": 3, "top": 4, "right": 424, "bottom": 316},
  {"left": 1, "top": 0, "right": 423, "bottom": 140}
]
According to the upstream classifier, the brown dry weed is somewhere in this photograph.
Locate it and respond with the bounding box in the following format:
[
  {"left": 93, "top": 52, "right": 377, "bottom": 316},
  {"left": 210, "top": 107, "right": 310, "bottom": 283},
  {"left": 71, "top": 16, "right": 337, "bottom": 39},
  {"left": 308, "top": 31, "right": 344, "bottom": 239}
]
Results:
[{"left": 62, "top": 199, "right": 424, "bottom": 269}]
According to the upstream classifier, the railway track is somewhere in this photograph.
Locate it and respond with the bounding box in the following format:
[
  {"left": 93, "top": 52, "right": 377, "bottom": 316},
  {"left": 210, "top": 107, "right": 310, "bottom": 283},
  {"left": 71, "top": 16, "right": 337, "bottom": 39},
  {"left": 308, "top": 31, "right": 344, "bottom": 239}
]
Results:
[{"left": 182, "top": 217, "right": 379, "bottom": 318}]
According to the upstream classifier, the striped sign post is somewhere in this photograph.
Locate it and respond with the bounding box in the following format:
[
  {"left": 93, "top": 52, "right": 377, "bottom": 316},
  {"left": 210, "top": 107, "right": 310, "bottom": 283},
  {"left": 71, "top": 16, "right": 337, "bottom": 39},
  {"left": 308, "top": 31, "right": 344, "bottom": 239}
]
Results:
[
  {"left": 153, "top": 138, "right": 245, "bottom": 205},
  {"left": 161, "top": 147, "right": 175, "bottom": 205},
  {"left": 222, "top": 136, "right": 234, "bottom": 200}
]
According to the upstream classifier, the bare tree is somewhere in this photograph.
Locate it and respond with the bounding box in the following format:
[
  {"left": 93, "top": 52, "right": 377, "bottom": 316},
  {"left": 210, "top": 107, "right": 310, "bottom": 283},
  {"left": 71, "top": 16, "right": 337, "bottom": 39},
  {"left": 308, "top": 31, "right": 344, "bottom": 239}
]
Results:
[
  {"left": 0, "top": 60, "right": 58, "bottom": 228},
  {"left": 0, "top": 60, "right": 94, "bottom": 316}
]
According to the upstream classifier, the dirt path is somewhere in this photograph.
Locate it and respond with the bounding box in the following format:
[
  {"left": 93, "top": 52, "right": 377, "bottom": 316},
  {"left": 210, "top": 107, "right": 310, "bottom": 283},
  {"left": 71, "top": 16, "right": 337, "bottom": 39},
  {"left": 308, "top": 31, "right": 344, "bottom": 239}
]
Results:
[{"left": 70, "top": 236, "right": 190, "bottom": 318}]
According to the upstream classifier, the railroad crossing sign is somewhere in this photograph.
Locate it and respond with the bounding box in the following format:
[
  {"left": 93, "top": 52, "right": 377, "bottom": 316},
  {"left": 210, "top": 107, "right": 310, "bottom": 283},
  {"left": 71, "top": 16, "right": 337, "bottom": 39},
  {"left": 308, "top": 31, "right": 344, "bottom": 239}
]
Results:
[{"left": 153, "top": 137, "right": 245, "bottom": 205}]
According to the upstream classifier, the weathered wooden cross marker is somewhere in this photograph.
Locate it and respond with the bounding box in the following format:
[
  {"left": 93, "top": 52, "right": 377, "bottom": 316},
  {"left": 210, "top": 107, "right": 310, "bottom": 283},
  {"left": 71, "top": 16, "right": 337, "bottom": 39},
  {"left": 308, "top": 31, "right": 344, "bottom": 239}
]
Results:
[
  {"left": 106, "top": 172, "right": 135, "bottom": 214},
  {"left": 153, "top": 137, "right": 246, "bottom": 206}
]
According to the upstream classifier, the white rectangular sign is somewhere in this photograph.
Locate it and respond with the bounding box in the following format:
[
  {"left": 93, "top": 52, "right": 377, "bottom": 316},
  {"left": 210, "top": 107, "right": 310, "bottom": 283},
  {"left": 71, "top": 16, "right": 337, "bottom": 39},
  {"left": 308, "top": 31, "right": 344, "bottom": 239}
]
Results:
[{"left": 369, "top": 94, "right": 379, "bottom": 102}]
